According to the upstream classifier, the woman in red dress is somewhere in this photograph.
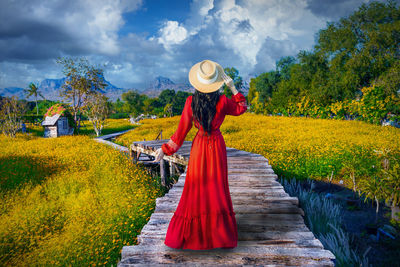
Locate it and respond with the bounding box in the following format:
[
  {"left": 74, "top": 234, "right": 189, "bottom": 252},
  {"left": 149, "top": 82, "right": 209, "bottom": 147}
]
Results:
[{"left": 153, "top": 59, "right": 247, "bottom": 250}]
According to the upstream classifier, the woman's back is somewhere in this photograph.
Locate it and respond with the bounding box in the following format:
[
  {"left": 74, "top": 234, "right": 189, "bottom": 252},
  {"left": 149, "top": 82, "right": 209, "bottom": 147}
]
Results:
[{"left": 191, "top": 93, "right": 248, "bottom": 133}]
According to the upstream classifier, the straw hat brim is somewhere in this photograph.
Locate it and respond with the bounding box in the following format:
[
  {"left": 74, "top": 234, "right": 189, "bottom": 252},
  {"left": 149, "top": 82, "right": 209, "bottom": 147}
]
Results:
[{"left": 188, "top": 61, "right": 225, "bottom": 93}]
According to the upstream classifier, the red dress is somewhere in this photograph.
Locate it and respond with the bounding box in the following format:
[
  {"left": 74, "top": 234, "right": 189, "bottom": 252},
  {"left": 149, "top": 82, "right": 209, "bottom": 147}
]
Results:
[{"left": 161, "top": 92, "right": 247, "bottom": 250}]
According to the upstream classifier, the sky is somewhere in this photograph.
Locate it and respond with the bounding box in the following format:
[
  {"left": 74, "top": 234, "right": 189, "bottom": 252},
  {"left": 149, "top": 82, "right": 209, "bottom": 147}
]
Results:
[{"left": 0, "top": 0, "right": 388, "bottom": 90}]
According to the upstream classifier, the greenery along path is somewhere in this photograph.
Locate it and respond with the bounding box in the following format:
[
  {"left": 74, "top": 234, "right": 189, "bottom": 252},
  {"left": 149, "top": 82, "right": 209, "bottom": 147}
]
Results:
[{"left": 117, "top": 139, "right": 336, "bottom": 266}]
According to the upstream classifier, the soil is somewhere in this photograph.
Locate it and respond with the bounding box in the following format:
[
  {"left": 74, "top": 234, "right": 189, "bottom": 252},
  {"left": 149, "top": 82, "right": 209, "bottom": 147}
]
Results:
[{"left": 296, "top": 179, "right": 400, "bottom": 267}]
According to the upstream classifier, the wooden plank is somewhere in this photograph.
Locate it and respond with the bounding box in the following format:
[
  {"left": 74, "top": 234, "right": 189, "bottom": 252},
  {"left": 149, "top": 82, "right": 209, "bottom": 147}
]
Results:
[
  {"left": 121, "top": 244, "right": 335, "bottom": 261},
  {"left": 154, "top": 203, "right": 304, "bottom": 215},
  {"left": 140, "top": 221, "right": 310, "bottom": 236},
  {"left": 157, "top": 195, "right": 299, "bottom": 206},
  {"left": 173, "top": 179, "right": 282, "bottom": 188},
  {"left": 149, "top": 212, "right": 305, "bottom": 223},
  {"left": 118, "top": 256, "right": 334, "bottom": 267},
  {"left": 177, "top": 173, "right": 279, "bottom": 180},
  {"left": 96, "top": 128, "right": 135, "bottom": 140}
]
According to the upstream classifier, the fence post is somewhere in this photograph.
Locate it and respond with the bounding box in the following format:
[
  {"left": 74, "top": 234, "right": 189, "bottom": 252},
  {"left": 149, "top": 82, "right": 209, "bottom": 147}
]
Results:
[
  {"left": 170, "top": 162, "right": 176, "bottom": 176},
  {"left": 160, "top": 159, "right": 166, "bottom": 186}
]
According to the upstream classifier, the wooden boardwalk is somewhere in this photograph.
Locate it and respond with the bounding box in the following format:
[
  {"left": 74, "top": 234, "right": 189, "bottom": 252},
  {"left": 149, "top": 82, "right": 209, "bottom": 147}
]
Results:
[{"left": 118, "top": 140, "right": 336, "bottom": 266}]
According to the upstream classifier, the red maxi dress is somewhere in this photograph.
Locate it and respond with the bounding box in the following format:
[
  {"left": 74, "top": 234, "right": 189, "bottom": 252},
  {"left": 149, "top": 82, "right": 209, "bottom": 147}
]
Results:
[{"left": 161, "top": 92, "right": 247, "bottom": 250}]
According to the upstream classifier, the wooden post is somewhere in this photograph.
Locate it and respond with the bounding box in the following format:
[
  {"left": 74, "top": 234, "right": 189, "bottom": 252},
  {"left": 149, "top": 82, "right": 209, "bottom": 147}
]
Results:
[
  {"left": 160, "top": 159, "right": 166, "bottom": 187},
  {"left": 129, "top": 146, "right": 134, "bottom": 163},
  {"left": 155, "top": 130, "right": 163, "bottom": 140},
  {"left": 130, "top": 145, "right": 138, "bottom": 164},
  {"left": 170, "top": 162, "right": 176, "bottom": 176}
]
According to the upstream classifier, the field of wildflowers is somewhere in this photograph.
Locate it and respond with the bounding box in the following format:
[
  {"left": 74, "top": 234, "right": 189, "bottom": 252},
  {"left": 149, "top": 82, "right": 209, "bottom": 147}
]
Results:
[
  {"left": 117, "top": 113, "right": 400, "bottom": 200},
  {"left": 2, "top": 114, "right": 399, "bottom": 265},
  {"left": 0, "top": 133, "right": 165, "bottom": 266}
]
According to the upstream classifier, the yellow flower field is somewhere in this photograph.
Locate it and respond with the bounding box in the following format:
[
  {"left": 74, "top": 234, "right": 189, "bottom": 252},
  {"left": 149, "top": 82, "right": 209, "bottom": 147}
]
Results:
[
  {"left": 2, "top": 114, "right": 399, "bottom": 265},
  {"left": 0, "top": 133, "right": 164, "bottom": 266},
  {"left": 116, "top": 113, "right": 400, "bottom": 182}
]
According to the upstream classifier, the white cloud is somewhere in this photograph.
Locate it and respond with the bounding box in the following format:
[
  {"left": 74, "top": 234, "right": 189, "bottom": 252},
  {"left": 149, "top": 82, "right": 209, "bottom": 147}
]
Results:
[
  {"left": 157, "top": 21, "right": 189, "bottom": 49},
  {"left": 1, "top": 0, "right": 143, "bottom": 59},
  {"left": 191, "top": 0, "right": 214, "bottom": 17},
  {"left": 212, "top": 0, "right": 325, "bottom": 73},
  {"left": 151, "top": 0, "right": 327, "bottom": 79},
  {"left": 1, "top": 0, "right": 366, "bottom": 90}
]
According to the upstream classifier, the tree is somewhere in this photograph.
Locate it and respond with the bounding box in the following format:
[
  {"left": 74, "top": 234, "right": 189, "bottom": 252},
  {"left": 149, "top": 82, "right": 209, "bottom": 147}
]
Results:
[
  {"left": 0, "top": 96, "right": 27, "bottom": 138},
  {"left": 83, "top": 92, "right": 109, "bottom": 136},
  {"left": 158, "top": 89, "right": 176, "bottom": 106},
  {"left": 24, "top": 82, "right": 45, "bottom": 115},
  {"left": 56, "top": 57, "right": 107, "bottom": 133},
  {"left": 223, "top": 67, "right": 243, "bottom": 98},
  {"left": 315, "top": 0, "right": 400, "bottom": 98},
  {"left": 121, "top": 90, "right": 144, "bottom": 117},
  {"left": 164, "top": 103, "right": 173, "bottom": 117},
  {"left": 276, "top": 56, "right": 296, "bottom": 81},
  {"left": 172, "top": 91, "right": 191, "bottom": 115},
  {"left": 251, "top": 71, "right": 280, "bottom": 105}
]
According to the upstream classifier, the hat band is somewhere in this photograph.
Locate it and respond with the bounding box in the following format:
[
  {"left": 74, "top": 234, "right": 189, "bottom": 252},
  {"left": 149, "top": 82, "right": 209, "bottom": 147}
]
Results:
[{"left": 197, "top": 68, "right": 219, "bottom": 85}]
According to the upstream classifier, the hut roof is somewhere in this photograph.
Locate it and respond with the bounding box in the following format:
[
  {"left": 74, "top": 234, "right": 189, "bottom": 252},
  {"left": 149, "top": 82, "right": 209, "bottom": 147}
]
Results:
[
  {"left": 41, "top": 114, "right": 61, "bottom": 126},
  {"left": 42, "top": 103, "right": 75, "bottom": 128},
  {"left": 44, "top": 103, "right": 68, "bottom": 117}
]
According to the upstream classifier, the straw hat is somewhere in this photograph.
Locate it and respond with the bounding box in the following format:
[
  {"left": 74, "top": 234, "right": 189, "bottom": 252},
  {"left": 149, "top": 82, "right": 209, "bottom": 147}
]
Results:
[{"left": 189, "top": 60, "right": 224, "bottom": 93}]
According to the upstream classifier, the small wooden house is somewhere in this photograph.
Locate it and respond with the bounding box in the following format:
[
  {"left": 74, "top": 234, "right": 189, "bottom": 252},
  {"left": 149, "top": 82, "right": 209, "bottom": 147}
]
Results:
[{"left": 41, "top": 105, "right": 74, "bottom": 138}]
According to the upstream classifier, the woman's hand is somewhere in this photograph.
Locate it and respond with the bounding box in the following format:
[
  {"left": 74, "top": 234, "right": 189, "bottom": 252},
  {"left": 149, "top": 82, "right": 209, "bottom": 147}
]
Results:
[
  {"left": 221, "top": 72, "right": 238, "bottom": 95},
  {"left": 152, "top": 147, "right": 165, "bottom": 162}
]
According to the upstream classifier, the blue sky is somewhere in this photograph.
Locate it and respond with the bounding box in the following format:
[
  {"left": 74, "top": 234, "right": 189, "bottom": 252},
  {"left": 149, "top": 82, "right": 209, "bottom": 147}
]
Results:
[
  {"left": 119, "top": 0, "right": 191, "bottom": 37},
  {"left": 0, "top": 0, "right": 386, "bottom": 90}
]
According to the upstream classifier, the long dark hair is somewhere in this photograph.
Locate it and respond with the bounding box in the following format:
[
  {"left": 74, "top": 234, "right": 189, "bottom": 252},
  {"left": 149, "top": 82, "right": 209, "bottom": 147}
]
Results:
[{"left": 191, "top": 89, "right": 221, "bottom": 135}]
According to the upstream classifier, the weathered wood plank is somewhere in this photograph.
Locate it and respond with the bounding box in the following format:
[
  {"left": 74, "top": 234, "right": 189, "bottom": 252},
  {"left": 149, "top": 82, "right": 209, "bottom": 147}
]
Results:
[
  {"left": 173, "top": 180, "right": 282, "bottom": 188},
  {"left": 165, "top": 190, "right": 291, "bottom": 199},
  {"left": 149, "top": 212, "right": 305, "bottom": 223},
  {"left": 137, "top": 230, "right": 316, "bottom": 244},
  {"left": 157, "top": 195, "right": 299, "bottom": 206},
  {"left": 140, "top": 221, "right": 311, "bottom": 236},
  {"left": 154, "top": 203, "right": 304, "bottom": 216},
  {"left": 121, "top": 244, "right": 335, "bottom": 262}
]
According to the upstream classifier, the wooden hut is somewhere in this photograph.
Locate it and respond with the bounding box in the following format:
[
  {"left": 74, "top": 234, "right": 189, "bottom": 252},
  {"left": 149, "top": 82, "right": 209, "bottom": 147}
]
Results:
[{"left": 41, "top": 104, "right": 74, "bottom": 138}]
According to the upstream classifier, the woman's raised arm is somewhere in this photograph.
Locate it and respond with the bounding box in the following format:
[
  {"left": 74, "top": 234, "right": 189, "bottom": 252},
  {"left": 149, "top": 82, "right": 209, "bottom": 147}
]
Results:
[{"left": 225, "top": 92, "right": 247, "bottom": 116}]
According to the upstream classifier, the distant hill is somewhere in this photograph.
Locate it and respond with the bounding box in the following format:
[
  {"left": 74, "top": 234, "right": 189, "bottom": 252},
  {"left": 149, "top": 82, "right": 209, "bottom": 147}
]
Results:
[
  {"left": 0, "top": 76, "right": 249, "bottom": 102},
  {"left": 0, "top": 78, "right": 133, "bottom": 102},
  {"left": 141, "top": 76, "right": 194, "bottom": 98},
  {"left": 140, "top": 76, "right": 249, "bottom": 98}
]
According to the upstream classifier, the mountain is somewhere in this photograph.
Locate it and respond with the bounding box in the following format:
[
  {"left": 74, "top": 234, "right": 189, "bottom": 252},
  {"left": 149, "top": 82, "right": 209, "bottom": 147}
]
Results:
[
  {"left": 0, "top": 75, "right": 250, "bottom": 102},
  {"left": 0, "top": 78, "right": 133, "bottom": 102},
  {"left": 140, "top": 76, "right": 194, "bottom": 98},
  {"left": 140, "top": 76, "right": 249, "bottom": 98},
  {"left": 0, "top": 87, "right": 26, "bottom": 99}
]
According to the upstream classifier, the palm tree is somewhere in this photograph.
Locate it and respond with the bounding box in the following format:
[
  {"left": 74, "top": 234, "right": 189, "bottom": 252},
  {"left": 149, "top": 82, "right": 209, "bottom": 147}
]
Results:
[{"left": 24, "top": 82, "right": 45, "bottom": 115}]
